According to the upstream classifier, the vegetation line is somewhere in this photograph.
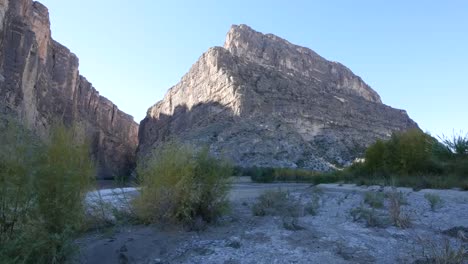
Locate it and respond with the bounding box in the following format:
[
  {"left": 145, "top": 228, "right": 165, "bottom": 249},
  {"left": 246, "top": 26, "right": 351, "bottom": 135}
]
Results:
[{"left": 244, "top": 129, "right": 468, "bottom": 190}]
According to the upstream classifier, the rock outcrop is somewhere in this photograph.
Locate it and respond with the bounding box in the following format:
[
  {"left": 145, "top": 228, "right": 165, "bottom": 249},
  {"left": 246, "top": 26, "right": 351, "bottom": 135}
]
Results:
[
  {"left": 139, "top": 24, "right": 418, "bottom": 171},
  {"left": 0, "top": 0, "right": 138, "bottom": 178}
]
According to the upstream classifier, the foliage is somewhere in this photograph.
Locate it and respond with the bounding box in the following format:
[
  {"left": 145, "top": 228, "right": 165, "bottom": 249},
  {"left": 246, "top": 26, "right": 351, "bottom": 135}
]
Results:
[
  {"left": 241, "top": 166, "right": 341, "bottom": 184},
  {"left": 36, "top": 124, "right": 94, "bottom": 233},
  {"left": 133, "top": 142, "right": 232, "bottom": 228},
  {"left": 252, "top": 190, "right": 290, "bottom": 217},
  {"left": 251, "top": 189, "right": 306, "bottom": 231},
  {"left": 0, "top": 120, "right": 95, "bottom": 263},
  {"left": 350, "top": 205, "right": 388, "bottom": 228},
  {"left": 439, "top": 131, "right": 468, "bottom": 157},
  {"left": 387, "top": 189, "right": 412, "bottom": 228},
  {"left": 328, "top": 130, "right": 468, "bottom": 190},
  {"left": 0, "top": 119, "right": 38, "bottom": 250},
  {"left": 417, "top": 237, "right": 467, "bottom": 264},
  {"left": 363, "top": 129, "right": 440, "bottom": 176},
  {"left": 364, "top": 191, "right": 385, "bottom": 209},
  {"left": 424, "top": 193, "right": 443, "bottom": 211},
  {"left": 305, "top": 190, "right": 321, "bottom": 216}
]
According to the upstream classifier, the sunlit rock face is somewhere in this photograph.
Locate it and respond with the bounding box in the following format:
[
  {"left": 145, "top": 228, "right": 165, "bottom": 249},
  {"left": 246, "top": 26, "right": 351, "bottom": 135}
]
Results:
[
  {"left": 0, "top": 0, "right": 138, "bottom": 178},
  {"left": 139, "top": 24, "right": 418, "bottom": 171}
]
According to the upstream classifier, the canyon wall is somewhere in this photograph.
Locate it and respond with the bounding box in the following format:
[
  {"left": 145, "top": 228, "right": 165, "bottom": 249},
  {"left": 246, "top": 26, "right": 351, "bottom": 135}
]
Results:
[{"left": 0, "top": 0, "right": 138, "bottom": 178}]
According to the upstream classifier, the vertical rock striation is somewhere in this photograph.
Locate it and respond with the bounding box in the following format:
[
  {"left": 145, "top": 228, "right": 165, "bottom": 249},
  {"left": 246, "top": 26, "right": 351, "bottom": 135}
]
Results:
[
  {"left": 0, "top": 0, "right": 138, "bottom": 178},
  {"left": 139, "top": 24, "right": 418, "bottom": 171}
]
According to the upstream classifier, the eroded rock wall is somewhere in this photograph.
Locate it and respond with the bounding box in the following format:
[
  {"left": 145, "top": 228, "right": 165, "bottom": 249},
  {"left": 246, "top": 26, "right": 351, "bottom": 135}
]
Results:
[{"left": 0, "top": 0, "right": 138, "bottom": 178}]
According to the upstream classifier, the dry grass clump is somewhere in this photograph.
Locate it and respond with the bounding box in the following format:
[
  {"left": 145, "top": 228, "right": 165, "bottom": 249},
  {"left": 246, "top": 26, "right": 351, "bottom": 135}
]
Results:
[
  {"left": 350, "top": 188, "right": 412, "bottom": 229},
  {"left": 387, "top": 189, "right": 412, "bottom": 228},
  {"left": 350, "top": 205, "right": 389, "bottom": 228},
  {"left": 364, "top": 191, "right": 385, "bottom": 209},
  {"left": 252, "top": 188, "right": 323, "bottom": 231},
  {"left": 416, "top": 237, "right": 467, "bottom": 264},
  {"left": 424, "top": 193, "right": 443, "bottom": 211}
]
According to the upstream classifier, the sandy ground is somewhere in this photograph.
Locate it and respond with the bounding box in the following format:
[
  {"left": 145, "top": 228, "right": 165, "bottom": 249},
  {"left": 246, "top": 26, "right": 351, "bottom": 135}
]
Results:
[{"left": 77, "top": 178, "right": 468, "bottom": 264}]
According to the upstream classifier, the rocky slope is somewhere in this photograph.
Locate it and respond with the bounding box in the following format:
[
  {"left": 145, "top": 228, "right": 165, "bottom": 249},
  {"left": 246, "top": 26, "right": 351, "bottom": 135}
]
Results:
[
  {"left": 0, "top": 0, "right": 138, "bottom": 178},
  {"left": 139, "top": 24, "right": 418, "bottom": 170}
]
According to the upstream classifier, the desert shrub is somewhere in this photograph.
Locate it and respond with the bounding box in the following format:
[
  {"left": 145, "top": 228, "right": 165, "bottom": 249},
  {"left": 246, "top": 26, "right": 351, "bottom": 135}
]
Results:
[
  {"left": 36, "top": 124, "right": 94, "bottom": 233},
  {"left": 247, "top": 167, "right": 276, "bottom": 183},
  {"left": 251, "top": 190, "right": 303, "bottom": 217},
  {"left": 246, "top": 166, "right": 341, "bottom": 184},
  {"left": 252, "top": 190, "right": 305, "bottom": 230},
  {"left": 0, "top": 119, "right": 38, "bottom": 245},
  {"left": 328, "top": 129, "right": 468, "bottom": 190},
  {"left": 192, "top": 148, "right": 233, "bottom": 223},
  {"left": 273, "top": 168, "right": 321, "bottom": 182},
  {"left": 440, "top": 131, "right": 468, "bottom": 157},
  {"left": 417, "top": 237, "right": 467, "bottom": 264},
  {"left": 363, "top": 139, "right": 387, "bottom": 175},
  {"left": 134, "top": 142, "right": 232, "bottom": 228},
  {"left": 350, "top": 205, "right": 388, "bottom": 228},
  {"left": 364, "top": 129, "right": 440, "bottom": 176},
  {"left": 364, "top": 192, "right": 385, "bottom": 209},
  {"left": 387, "top": 189, "right": 411, "bottom": 228},
  {"left": 0, "top": 121, "right": 95, "bottom": 263},
  {"left": 252, "top": 190, "right": 290, "bottom": 216},
  {"left": 304, "top": 187, "right": 323, "bottom": 216},
  {"left": 436, "top": 132, "right": 468, "bottom": 178},
  {"left": 424, "top": 193, "right": 443, "bottom": 211}
]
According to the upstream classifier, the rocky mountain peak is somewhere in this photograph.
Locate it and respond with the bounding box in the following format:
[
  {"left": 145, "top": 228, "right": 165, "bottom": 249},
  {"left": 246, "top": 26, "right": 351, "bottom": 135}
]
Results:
[
  {"left": 224, "top": 24, "right": 382, "bottom": 103},
  {"left": 139, "top": 24, "right": 417, "bottom": 171}
]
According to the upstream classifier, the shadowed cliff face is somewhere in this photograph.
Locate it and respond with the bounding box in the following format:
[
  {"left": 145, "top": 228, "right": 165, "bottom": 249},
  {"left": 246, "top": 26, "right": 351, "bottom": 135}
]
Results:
[
  {"left": 0, "top": 0, "right": 138, "bottom": 178},
  {"left": 139, "top": 25, "right": 418, "bottom": 171}
]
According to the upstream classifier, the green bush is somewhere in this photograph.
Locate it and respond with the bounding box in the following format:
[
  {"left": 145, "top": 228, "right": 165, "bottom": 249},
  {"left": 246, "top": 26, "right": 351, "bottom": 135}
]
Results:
[
  {"left": 134, "top": 142, "right": 232, "bottom": 228},
  {"left": 36, "top": 125, "right": 94, "bottom": 233},
  {"left": 0, "top": 119, "right": 38, "bottom": 245},
  {"left": 436, "top": 132, "right": 468, "bottom": 177},
  {"left": 424, "top": 193, "right": 443, "bottom": 211},
  {"left": 350, "top": 206, "right": 388, "bottom": 228},
  {"left": 0, "top": 121, "right": 94, "bottom": 263},
  {"left": 364, "top": 192, "right": 385, "bottom": 209},
  {"left": 333, "top": 129, "right": 468, "bottom": 190},
  {"left": 246, "top": 167, "right": 276, "bottom": 183},
  {"left": 244, "top": 129, "right": 468, "bottom": 190},
  {"left": 243, "top": 166, "right": 338, "bottom": 184},
  {"left": 440, "top": 132, "right": 468, "bottom": 157},
  {"left": 364, "top": 129, "right": 440, "bottom": 176}
]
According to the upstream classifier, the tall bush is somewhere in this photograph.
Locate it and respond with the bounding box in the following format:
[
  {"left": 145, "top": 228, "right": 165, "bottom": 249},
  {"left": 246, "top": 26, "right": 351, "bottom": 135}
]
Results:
[
  {"left": 363, "top": 129, "right": 439, "bottom": 175},
  {"left": 0, "top": 121, "right": 95, "bottom": 263},
  {"left": 36, "top": 124, "right": 94, "bottom": 233},
  {"left": 134, "top": 142, "right": 232, "bottom": 227},
  {"left": 437, "top": 131, "right": 468, "bottom": 176},
  {"left": 0, "top": 119, "right": 38, "bottom": 245}
]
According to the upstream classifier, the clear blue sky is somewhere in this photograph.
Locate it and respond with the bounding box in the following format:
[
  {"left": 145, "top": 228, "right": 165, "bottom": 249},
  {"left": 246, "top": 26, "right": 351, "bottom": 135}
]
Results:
[{"left": 40, "top": 0, "right": 467, "bottom": 137}]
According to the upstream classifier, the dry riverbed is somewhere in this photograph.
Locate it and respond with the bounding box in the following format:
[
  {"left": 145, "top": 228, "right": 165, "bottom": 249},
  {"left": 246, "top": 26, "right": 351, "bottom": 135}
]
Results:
[{"left": 77, "top": 179, "right": 468, "bottom": 264}]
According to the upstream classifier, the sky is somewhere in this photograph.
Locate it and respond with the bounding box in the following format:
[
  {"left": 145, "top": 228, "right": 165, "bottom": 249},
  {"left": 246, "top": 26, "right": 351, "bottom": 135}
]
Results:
[{"left": 39, "top": 0, "right": 467, "bottom": 137}]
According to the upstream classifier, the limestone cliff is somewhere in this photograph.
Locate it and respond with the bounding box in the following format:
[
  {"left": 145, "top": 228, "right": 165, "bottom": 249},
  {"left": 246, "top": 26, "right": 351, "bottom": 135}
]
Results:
[
  {"left": 139, "top": 25, "right": 417, "bottom": 171},
  {"left": 0, "top": 0, "right": 138, "bottom": 178}
]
